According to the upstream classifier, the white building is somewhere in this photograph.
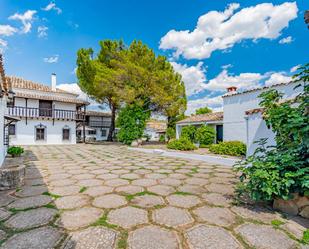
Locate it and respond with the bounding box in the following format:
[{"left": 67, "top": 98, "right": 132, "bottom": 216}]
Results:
[
  {"left": 144, "top": 120, "right": 167, "bottom": 141},
  {"left": 223, "top": 83, "right": 302, "bottom": 155},
  {"left": 176, "top": 112, "right": 223, "bottom": 143},
  {"left": 6, "top": 74, "right": 88, "bottom": 145},
  {"left": 77, "top": 111, "right": 112, "bottom": 142}
]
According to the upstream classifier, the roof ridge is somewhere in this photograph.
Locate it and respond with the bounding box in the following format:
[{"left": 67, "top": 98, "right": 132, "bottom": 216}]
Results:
[{"left": 7, "top": 75, "right": 78, "bottom": 96}]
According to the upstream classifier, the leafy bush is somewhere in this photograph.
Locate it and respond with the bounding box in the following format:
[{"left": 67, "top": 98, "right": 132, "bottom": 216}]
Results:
[
  {"left": 209, "top": 141, "right": 246, "bottom": 156},
  {"left": 195, "top": 125, "right": 215, "bottom": 146},
  {"left": 180, "top": 125, "right": 197, "bottom": 142},
  {"left": 167, "top": 138, "right": 197, "bottom": 151},
  {"left": 159, "top": 134, "right": 165, "bottom": 143},
  {"left": 117, "top": 104, "right": 150, "bottom": 145},
  {"left": 234, "top": 63, "right": 309, "bottom": 201},
  {"left": 7, "top": 146, "right": 24, "bottom": 157},
  {"left": 166, "top": 127, "right": 176, "bottom": 140}
]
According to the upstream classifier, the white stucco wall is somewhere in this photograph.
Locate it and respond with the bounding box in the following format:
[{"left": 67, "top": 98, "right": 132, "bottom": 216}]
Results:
[
  {"left": 95, "top": 127, "right": 109, "bottom": 141},
  {"left": 223, "top": 82, "right": 302, "bottom": 155},
  {"left": 0, "top": 97, "right": 7, "bottom": 166},
  {"left": 10, "top": 119, "right": 76, "bottom": 145}
]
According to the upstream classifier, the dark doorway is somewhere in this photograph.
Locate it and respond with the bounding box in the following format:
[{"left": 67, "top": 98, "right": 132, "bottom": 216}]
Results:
[
  {"left": 39, "top": 100, "right": 53, "bottom": 117},
  {"left": 216, "top": 125, "right": 223, "bottom": 143}
]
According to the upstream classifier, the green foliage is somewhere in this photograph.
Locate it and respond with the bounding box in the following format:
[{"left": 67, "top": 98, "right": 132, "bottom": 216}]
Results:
[
  {"left": 159, "top": 134, "right": 165, "bottom": 143},
  {"left": 209, "top": 141, "right": 246, "bottom": 156},
  {"left": 77, "top": 40, "right": 187, "bottom": 141},
  {"left": 302, "top": 229, "right": 309, "bottom": 244},
  {"left": 234, "top": 63, "right": 309, "bottom": 202},
  {"left": 7, "top": 146, "right": 24, "bottom": 157},
  {"left": 117, "top": 104, "right": 150, "bottom": 145},
  {"left": 166, "top": 127, "right": 176, "bottom": 140},
  {"left": 167, "top": 137, "right": 197, "bottom": 151},
  {"left": 180, "top": 125, "right": 197, "bottom": 142},
  {"left": 271, "top": 219, "right": 285, "bottom": 228},
  {"left": 195, "top": 125, "right": 215, "bottom": 146},
  {"left": 195, "top": 106, "right": 212, "bottom": 115}
]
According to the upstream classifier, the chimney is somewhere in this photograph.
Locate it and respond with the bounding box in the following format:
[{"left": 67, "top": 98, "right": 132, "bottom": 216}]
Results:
[
  {"left": 51, "top": 73, "right": 56, "bottom": 91},
  {"left": 227, "top": 86, "right": 237, "bottom": 93}
]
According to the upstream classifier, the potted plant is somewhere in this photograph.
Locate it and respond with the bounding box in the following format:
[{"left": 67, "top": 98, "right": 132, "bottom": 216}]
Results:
[{"left": 7, "top": 146, "right": 24, "bottom": 158}]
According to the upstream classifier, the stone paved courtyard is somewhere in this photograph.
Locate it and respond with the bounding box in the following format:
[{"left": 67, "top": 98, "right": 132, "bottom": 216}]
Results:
[{"left": 0, "top": 144, "right": 308, "bottom": 249}]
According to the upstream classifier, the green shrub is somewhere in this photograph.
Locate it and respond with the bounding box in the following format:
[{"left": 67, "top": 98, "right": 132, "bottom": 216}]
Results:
[
  {"left": 209, "top": 141, "right": 246, "bottom": 156},
  {"left": 180, "top": 125, "right": 197, "bottom": 142},
  {"left": 167, "top": 138, "right": 197, "bottom": 151},
  {"left": 117, "top": 104, "right": 150, "bottom": 145},
  {"left": 234, "top": 64, "right": 309, "bottom": 202},
  {"left": 195, "top": 125, "right": 215, "bottom": 146},
  {"left": 7, "top": 146, "right": 24, "bottom": 157},
  {"left": 166, "top": 127, "right": 176, "bottom": 140},
  {"left": 159, "top": 134, "right": 165, "bottom": 143}
]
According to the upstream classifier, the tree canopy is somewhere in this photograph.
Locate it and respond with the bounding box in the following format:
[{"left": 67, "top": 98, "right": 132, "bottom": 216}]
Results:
[
  {"left": 195, "top": 106, "right": 212, "bottom": 115},
  {"left": 76, "top": 39, "right": 187, "bottom": 142}
]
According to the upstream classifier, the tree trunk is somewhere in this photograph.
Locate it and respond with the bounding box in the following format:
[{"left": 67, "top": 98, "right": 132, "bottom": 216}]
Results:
[{"left": 107, "top": 105, "right": 116, "bottom": 141}]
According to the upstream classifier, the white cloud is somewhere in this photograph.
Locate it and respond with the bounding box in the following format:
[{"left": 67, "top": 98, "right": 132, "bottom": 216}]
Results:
[
  {"left": 9, "top": 10, "right": 37, "bottom": 34},
  {"left": 0, "top": 25, "right": 17, "bottom": 36},
  {"left": 0, "top": 39, "right": 8, "bottom": 53},
  {"left": 205, "top": 69, "right": 263, "bottom": 92},
  {"left": 265, "top": 72, "right": 291, "bottom": 86},
  {"left": 42, "top": 2, "right": 62, "bottom": 14},
  {"left": 43, "top": 55, "right": 59, "bottom": 63},
  {"left": 279, "top": 36, "right": 293, "bottom": 44},
  {"left": 186, "top": 95, "right": 223, "bottom": 115},
  {"left": 160, "top": 2, "right": 298, "bottom": 59},
  {"left": 290, "top": 64, "right": 300, "bottom": 73},
  {"left": 57, "top": 83, "right": 103, "bottom": 110},
  {"left": 171, "top": 61, "right": 207, "bottom": 95},
  {"left": 71, "top": 67, "right": 77, "bottom": 75},
  {"left": 37, "top": 26, "right": 48, "bottom": 38}
]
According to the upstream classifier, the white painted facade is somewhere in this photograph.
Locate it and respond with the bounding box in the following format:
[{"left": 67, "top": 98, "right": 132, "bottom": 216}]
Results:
[
  {"left": 223, "top": 82, "right": 303, "bottom": 155},
  {"left": 8, "top": 97, "right": 78, "bottom": 145},
  {"left": 144, "top": 127, "right": 164, "bottom": 141},
  {"left": 0, "top": 96, "right": 7, "bottom": 166}
]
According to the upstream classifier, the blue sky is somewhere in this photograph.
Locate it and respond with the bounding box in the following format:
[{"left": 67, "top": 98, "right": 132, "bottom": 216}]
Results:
[{"left": 1, "top": 0, "right": 308, "bottom": 113}]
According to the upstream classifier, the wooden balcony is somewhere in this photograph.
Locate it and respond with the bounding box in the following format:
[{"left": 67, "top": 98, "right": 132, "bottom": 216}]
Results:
[{"left": 7, "top": 106, "right": 85, "bottom": 121}]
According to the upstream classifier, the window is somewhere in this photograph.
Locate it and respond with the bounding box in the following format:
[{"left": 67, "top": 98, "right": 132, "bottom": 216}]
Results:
[
  {"left": 88, "top": 130, "right": 96, "bottom": 135},
  {"left": 62, "top": 128, "right": 70, "bottom": 140},
  {"left": 8, "top": 124, "right": 16, "bottom": 136},
  {"left": 39, "top": 100, "right": 52, "bottom": 117},
  {"left": 36, "top": 128, "right": 45, "bottom": 140},
  {"left": 101, "top": 129, "right": 107, "bottom": 137}
]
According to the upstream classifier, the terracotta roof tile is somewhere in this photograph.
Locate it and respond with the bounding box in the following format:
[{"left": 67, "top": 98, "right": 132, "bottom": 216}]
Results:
[
  {"left": 177, "top": 112, "right": 223, "bottom": 124},
  {"left": 8, "top": 76, "right": 77, "bottom": 95},
  {"left": 245, "top": 108, "right": 264, "bottom": 115},
  {"left": 86, "top": 110, "right": 112, "bottom": 117},
  {"left": 146, "top": 120, "right": 167, "bottom": 131},
  {"left": 222, "top": 81, "right": 295, "bottom": 98}
]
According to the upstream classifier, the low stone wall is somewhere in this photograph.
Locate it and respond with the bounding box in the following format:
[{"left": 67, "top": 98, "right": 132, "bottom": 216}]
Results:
[
  {"left": 0, "top": 156, "right": 25, "bottom": 190},
  {"left": 273, "top": 194, "right": 309, "bottom": 218}
]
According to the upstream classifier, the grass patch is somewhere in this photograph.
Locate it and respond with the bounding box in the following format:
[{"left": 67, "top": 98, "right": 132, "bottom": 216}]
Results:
[
  {"left": 191, "top": 168, "right": 199, "bottom": 173},
  {"left": 79, "top": 186, "right": 87, "bottom": 193},
  {"left": 15, "top": 187, "right": 21, "bottom": 192},
  {"left": 93, "top": 214, "right": 117, "bottom": 229},
  {"left": 271, "top": 219, "right": 285, "bottom": 228},
  {"left": 173, "top": 191, "right": 193, "bottom": 196},
  {"left": 44, "top": 203, "right": 57, "bottom": 209},
  {"left": 117, "top": 231, "right": 128, "bottom": 249},
  {"left": 43, "top": 191, "right": 62, "bottom": 199},
  {"left": 302, "top": 229, "right": 309, "bottom": 244},
  {"left": 8, "top": 207, "right": 35, "bottom": 213},
  {"left": 125, "top": 191, "right": 157, "bottom": 201}
]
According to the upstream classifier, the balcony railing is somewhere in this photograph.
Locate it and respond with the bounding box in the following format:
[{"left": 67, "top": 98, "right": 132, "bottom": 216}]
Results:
[
  {"left": 7, "top": 106, "right": 84, "bottom": 120},
  {"left": 88, "top": 120, "right": 112, "bottom": 127}
]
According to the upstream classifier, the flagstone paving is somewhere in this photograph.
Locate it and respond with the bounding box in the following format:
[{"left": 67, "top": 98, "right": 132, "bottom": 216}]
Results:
[{"left": 0, "top": 144, "right": 308, "bottom": 249}]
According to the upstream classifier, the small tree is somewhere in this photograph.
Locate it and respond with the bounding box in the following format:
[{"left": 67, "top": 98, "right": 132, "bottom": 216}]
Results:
[
  {"left": 235, "top": 63, "right": 309, "bottom": 201},
  {"left": 195, "top": 106, "right": 212, "bottom": 115},
  {"left": 195, "top": 125, "right": 215, "bottom": 146},
  {"left": 116, "top": 104, "right": 151, "bottom": 145},
  {"left": 180, "top": 125, "right": 197, "bottom": 142}
]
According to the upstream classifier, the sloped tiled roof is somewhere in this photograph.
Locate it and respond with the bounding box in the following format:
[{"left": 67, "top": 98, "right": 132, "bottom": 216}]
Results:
[
  {"left": 177, "top": 112, "right": 223, "bottom": 124},
  {"left": 146, "top": 120, "right": 167, "bottom": 131},
  {"left": 222, "top": 81, "right": 295, "bottom": 98},
  {"left": 86, "top": 110, "right": 112, "bottom": 117},
  {"left": 245, "top": 108, "right": 264, "bottom": 115},
  {"left": 8, "top": 76, "right": 89, "bottom": 105},
  {"left": 8, "top": 76, "right": 77, "bottom": 95}
]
